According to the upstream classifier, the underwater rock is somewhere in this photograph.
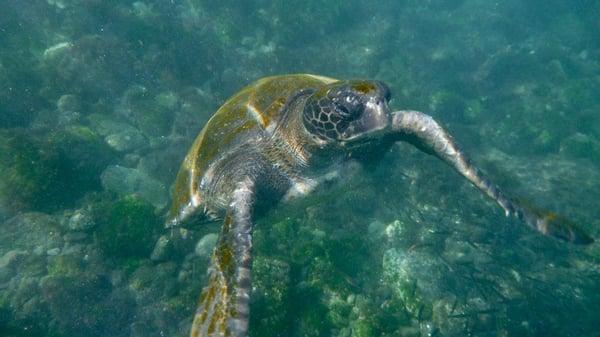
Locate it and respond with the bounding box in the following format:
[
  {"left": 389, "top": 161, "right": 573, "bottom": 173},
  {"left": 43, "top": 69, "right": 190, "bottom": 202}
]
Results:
[
  {"left": 56, "top": 94, "right": 81, "bottom": 113},
  {"left": 46, "top": 254, "right": 84, "bottom": 278},
  {"left": 31, "top": 107, "right": 82, "bottom": 129},
  {"left": 128, "top": 261, "right": 179, "bottom": 301},
  {"left": 94, "top": 194, "right": 160, "bottom": 258},
  {"left": 0, "top": 250, "right": 28, "bottom": 270},
  {"left": 172, "top": 87, "right": 217, "bottom": 139},
  {"left": 382, "top": 248, "right": 445, "bottom": 324},
  {"left": 41, "top": 35, "right": 135, "bottom": 99},
  {"left": 65, "top": 209, "right": 96, "bottom": 232},
  {"left": 105, "top": 129, "right": 147, "bottom": 153},
  {"left": 62, "top": 243, "right": 86, "bottom": 256},
  {"left": 367, "top": 220, "right": 386, "bottom": 241},
  {"left": 41, "top": 273, "right": 135, "bottom": 337},
  {"left": 48, "top": 125, "right": 115, "bottom": 187},
  {"left": 137, "top": 147, "right": 184, "bottom": 185},
  {"left": 442, "top": 239, "right": 492, "bottom": 265},
  {"left": 100, "top": 165, "right": 168, "bottom": 209},
  {"left": 150, "top": 235, "right": 171, "bottom": 262},
  {"left": 194, "top": 233, "right": 218, "bottom": 258},
  {"left": 63, "top": 232, "right": 88, "bottom": 243},
  {"left": 0, "top": 250, "right": 28, "bottom": 284},
  {"left": 384, "top": 219, "right": 416, "bottom": 249},
  {"left": 0, "top": 129, "right": 59, "bottom": 211},
  {"left": 88, "top": 113, "right": 138, "bottom": 137},
  {"left": 0, "top": 213, "right": 63, "bottom": 257},
  {"left": 87, "top": 113, "right": 148, "bottom": 152},
  {"left": 120, "top": 86, "right": 175, "bottom": 138},
  {"left": 1, "top": 273, "right": 48, "bottom": 331},
  {"left": 46, "top": 248, "right": 61, "bottom": 256},
  {"left": 43, "top": 41, "right": 73, "bottom": 61}
]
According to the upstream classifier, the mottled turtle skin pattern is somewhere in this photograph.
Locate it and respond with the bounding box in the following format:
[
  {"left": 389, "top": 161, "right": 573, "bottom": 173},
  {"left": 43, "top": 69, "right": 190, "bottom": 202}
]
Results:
[{"left": 167, "top": 74, "right": 593, "bottom": 337}]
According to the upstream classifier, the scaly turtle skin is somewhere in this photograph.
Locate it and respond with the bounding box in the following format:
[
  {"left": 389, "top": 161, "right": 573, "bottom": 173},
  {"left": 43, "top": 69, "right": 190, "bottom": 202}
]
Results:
[{"left": 167, "top": 74, "right": 593, "bottom": 337}]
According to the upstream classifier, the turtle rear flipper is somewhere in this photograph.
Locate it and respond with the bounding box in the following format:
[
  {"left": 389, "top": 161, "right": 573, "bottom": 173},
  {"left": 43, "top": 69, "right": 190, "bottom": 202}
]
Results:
[
  {"left": 191, "top": 178, "right": 255, "bottom": 337},
  {"left": 515, "top": 205, "right": 594, "bottom": 244},
  {"left": 391, "top": 110, "right": 594, "bottom": 244}
]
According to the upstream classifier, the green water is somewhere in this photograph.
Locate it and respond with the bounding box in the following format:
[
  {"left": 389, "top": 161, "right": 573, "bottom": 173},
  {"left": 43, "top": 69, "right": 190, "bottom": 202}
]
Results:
[{"left": 1, "top": 1, "right": 599, "bottom": 336}]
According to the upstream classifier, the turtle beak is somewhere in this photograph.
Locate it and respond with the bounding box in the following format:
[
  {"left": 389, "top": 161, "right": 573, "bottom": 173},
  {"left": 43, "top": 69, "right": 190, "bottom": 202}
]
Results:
[{"left": 341, "top": 99, "right": 391, "bottom": 141}]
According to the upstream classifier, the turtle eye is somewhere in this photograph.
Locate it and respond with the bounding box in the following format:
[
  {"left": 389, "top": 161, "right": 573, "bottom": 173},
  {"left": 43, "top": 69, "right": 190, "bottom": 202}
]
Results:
[{"left": 333, "top": 93, "right": 363, "bottom": 120}]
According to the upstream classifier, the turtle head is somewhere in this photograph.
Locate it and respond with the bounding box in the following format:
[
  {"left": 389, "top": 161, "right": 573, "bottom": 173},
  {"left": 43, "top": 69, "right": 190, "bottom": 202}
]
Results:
[{"left": 302, "top": 80, "right": 392, "bottom": 145}]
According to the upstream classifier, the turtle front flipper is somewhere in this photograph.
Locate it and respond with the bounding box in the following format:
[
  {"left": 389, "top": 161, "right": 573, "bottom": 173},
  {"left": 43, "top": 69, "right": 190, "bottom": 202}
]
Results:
[
  {"left": 390, "top": 110, "right": 594, "bottom": 244},
  {"left": 191, "top": 178, "right": 255, "bottom": 337}
]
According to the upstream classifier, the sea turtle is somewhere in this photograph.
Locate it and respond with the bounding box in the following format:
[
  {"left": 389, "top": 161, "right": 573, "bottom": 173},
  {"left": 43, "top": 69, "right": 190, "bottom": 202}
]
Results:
[{"left": 167, "top": 74, "right": 593, "bottom": 337}]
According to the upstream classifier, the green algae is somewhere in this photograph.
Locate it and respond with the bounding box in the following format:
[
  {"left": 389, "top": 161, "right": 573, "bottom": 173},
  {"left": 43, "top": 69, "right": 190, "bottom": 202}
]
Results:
[
  {"left": 94, "top": 195, "right": 160, "bottom": 258},
  {"left": 0, "top": 126, "right": 113, "bottom": 211}
]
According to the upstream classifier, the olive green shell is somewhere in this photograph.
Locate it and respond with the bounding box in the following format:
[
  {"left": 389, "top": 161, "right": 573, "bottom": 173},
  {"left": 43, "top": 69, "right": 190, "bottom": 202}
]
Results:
[{"left": 168, "top": 74, "right": 337, "bottom": 224}]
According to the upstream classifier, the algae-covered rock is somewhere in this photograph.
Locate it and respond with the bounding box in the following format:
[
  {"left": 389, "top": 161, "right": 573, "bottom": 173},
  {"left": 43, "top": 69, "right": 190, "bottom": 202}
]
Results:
[
  {"left": 94, "top": 194, "right": 160, "bottom": 258},
  {"left": 50, "top": 125, "right": 115, "bottom": 188},
  {"left": 0, "top": 126, "right": 114, "bottom": 211},
  {"left": 351, "top": 318, "right": 375, "bottom": 337},
  {"left": 46, "top": 254, "right": 84, "bottom": 277},
  {"left": 0, "top": 129, "right": 60, "bottom": 211}
]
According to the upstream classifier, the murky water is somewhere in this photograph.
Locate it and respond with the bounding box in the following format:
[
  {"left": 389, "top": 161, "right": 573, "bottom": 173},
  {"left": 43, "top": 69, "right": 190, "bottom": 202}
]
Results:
[{"left": 1, "top": 1, "right": 599, "bottom": 336}]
